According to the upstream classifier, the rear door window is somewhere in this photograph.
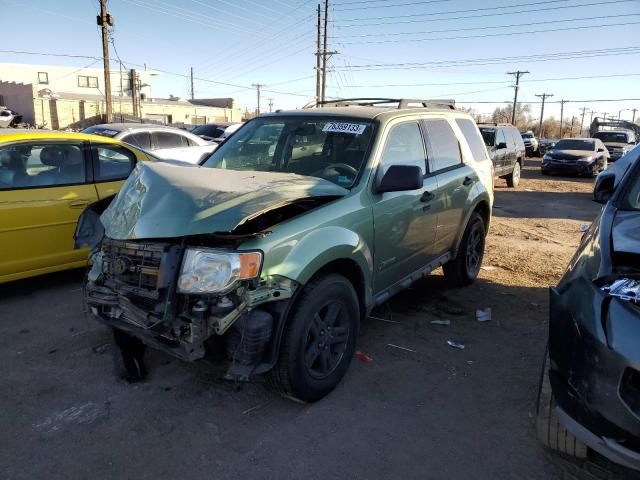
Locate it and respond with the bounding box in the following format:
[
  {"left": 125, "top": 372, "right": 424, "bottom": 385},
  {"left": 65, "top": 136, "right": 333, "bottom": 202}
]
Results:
[
  {"left": 93, "top": 145, "right": 136, "bottom": 181},
  {"left": 423, "top": 119, "right": 462, "bottom": 172},
  {"left": 123, "top": 132, "right": 151, "bottom": 150},
  {"left": 152, "top": 131, "right": 187, "bottom": 149},
  {"left": 455, "top": 118, "right": 487, "bottom": 162}
]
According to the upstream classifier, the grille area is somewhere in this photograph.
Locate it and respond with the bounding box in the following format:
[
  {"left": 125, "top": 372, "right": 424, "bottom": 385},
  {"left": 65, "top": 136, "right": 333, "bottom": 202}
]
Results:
[{"left": 103, "top": 239, "right": 162, "bottom": 290}]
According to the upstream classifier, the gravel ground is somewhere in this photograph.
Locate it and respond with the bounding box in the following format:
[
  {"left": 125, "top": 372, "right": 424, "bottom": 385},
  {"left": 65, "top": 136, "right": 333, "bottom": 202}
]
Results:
[{"left": 0, "top": 157, "right": 637, "bottom": 479}]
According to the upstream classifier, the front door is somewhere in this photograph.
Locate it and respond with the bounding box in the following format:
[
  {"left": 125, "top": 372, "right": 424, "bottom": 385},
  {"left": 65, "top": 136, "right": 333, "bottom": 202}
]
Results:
[
  {"left": 0, "top": 140, "right": 98, "bottom": 282},
  {"left": 371, "top": 121, "right": 439, "bottom": 294}
]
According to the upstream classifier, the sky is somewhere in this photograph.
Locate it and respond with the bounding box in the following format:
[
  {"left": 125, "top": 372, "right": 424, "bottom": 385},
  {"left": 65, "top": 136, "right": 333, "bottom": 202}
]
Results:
[{"left": 0, "top": 0, "right": 639, "bottom": 123}]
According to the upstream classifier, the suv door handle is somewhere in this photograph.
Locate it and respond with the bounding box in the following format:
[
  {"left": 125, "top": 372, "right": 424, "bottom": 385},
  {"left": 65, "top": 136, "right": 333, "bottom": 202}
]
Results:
[
  {"left": 462, "top": 176, "right": 473, "bottom": 186},
  {"left": 420, "top": 191, "right": 435, "bottom": 203}
]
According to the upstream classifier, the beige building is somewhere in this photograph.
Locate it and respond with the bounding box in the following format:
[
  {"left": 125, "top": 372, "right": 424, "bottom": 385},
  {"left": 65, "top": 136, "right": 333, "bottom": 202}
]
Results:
[{"left": 0, "top": 63, "right": 243, "bottom": 129}]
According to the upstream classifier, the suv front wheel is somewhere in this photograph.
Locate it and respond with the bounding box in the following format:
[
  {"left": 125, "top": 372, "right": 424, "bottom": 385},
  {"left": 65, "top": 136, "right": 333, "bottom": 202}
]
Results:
[
  {"left": 270, "top": 273, "right": 360, "bottom": 402},
  {"left": 443, "top": 212, "right": 486, "bottom": 286}
]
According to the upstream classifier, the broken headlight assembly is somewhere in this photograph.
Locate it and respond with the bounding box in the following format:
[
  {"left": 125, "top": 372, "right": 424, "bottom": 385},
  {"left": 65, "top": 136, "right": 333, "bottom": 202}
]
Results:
[
  {"left": 177, "top": 248, "right": 262, "bottom": 294},
  {"left": 602, "top": 278, "right": 639, "bottom": 304}
]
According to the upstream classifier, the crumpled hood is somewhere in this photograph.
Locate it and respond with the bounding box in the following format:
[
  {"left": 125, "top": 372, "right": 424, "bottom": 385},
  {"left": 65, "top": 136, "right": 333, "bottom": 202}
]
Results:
[
  {"left": 612, "top": 210, "right": 640, "bottom": 255},
  {"left": 100, "top": 162, "right": 348, "bottom": 240}
]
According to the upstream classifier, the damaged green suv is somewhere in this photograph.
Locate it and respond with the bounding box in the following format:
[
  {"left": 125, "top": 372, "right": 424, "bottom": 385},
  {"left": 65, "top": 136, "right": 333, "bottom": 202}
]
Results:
[{"left": 76, "top": 99, "right": 494, "bottom": 402}]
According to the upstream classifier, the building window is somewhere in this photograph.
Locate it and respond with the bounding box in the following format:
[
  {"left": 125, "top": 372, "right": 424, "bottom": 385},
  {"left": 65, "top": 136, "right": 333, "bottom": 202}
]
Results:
[
  {"left": 38, "top": 72, "right": 49, "bottom": 84},
  {"left": 78, "top": 75, "right": 99, "bottom": 88}
]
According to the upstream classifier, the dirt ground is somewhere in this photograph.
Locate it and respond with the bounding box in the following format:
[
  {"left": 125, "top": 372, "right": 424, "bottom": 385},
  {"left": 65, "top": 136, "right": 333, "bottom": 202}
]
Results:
[{"left": 0, "top": 158, "right": 637, "bottom": 479}]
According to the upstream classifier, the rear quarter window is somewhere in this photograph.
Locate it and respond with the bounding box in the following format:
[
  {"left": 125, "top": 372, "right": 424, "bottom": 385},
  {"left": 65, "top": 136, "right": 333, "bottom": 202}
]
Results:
[{"left": 455, "top": 118, "right": 487, "bottom": 162}]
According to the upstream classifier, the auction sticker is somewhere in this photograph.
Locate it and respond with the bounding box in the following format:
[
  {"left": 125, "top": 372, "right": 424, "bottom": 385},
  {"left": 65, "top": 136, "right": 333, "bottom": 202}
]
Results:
[{"left": 322, "top": 122, "right": 367, "bottom": 135}]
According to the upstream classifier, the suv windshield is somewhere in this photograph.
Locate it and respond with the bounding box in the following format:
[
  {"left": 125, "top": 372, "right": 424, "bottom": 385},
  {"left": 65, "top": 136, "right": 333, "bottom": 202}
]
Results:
[
  {"left": 201, "top": 116, "right": 375, "bottom": 188},
  {"left": 594, "top": 131, "right": 631, "bottom": 143},
  {"left": 553, "top": 139, "right": 594, "bottom": 151},
  {"left": 521, "top": 133, "right": 533, "bottom": 139},
  {"left": 479, "top": 127, "right": 496, "bottom": 147}
]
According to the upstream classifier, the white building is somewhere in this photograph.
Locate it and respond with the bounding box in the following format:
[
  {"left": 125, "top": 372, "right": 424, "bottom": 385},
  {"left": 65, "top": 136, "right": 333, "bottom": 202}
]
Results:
[{"left": 0, "top": 63, "right": 156, "bottom": 98}]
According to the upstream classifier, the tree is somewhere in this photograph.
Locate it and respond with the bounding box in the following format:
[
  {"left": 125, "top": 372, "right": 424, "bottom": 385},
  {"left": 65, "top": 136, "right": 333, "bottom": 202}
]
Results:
[{"left": 491, "top": 103, "right": 532, "bottom": 129}]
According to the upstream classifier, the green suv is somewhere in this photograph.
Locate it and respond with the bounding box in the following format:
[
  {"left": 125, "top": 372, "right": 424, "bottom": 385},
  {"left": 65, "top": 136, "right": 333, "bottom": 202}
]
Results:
[{"left": 77, "top": 98, "right": 494, "bottom": 402}]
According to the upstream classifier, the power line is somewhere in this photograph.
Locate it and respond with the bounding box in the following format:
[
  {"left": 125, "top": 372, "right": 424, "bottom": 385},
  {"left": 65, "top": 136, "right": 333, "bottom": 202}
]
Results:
[
  {"left": 338, "top": 72, "right": 640, "bottom": 88},
  {"left": 335, "top": 0, "right": 570, "bottom": 22},
  {"left": 337, "top": 18, "right": 640, "bottom": 44},
  {"left": 332, "top": 13, "right": 640, "bottom": 38},
  {"left": 455, "top": 98, "right": 640, "bottom": 104},
  {"left": 334, "top": 0, "right": 451, "bottom": 11},
  {"left": 334, "top": 47, "right": 640, "bottom": 71},
  {"left": 333, "top": 0, "right": 636, "bottom": 27}
]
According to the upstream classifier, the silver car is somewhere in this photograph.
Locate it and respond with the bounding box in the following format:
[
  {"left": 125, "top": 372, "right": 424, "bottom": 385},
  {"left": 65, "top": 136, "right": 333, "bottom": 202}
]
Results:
[{"left": 82, "top": 123, "right": 216, "bottom": 164}]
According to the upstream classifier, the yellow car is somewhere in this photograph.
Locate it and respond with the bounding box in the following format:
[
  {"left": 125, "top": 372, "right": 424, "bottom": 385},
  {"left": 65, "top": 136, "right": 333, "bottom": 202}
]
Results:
[{"left": 0, "top": 131, "right": 155, "bottom": 283}]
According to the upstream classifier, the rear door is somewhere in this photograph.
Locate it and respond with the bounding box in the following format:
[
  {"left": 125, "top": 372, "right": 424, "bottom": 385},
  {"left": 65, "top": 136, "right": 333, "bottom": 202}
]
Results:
[
  {"left": 422, "top": 118, "right": 478, "bottom": 256},
  {"left": 0, "top": 139, "right": 98, "bottom": 282},
  {"left": 371, "top": 120, "right": 439, "bottom": 293},
  {"left": 90, "top": 142, "right": 143, "bottom": 199}
]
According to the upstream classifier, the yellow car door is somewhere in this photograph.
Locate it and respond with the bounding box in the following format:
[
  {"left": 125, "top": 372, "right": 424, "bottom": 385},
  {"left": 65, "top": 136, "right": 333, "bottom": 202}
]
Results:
[
  {"left": 90, "top": 140, "right": 151, "bottom": 199},
  {"left": 0, "top": 139, "right": 98, "bottom": 283}
]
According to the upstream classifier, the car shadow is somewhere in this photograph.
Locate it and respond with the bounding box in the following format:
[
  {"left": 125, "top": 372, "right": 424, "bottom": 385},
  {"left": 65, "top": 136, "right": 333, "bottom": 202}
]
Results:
[{"left": 0, "top": 268, "right": 87, "bottom": 300}]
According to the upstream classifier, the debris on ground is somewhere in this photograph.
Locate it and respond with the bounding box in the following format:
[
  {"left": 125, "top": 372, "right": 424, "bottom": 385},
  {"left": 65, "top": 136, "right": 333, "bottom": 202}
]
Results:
[
  {"left": 369, "top": 315, "right": 400, "bottom": 324},
  {"left": 242, "top": 405, "right": 262, "bottom": 415},
  {"left": 580, "top": 224, "right": 590, "bottom": 232},
  {"left": 480, "top": 265, "right": 496, "bottom": 271},
  {"left": 387, "top": 343, "right": 416, "bottom": 353},
  {"left": 92, "top": 343, "right": 109, "bottom": 354},
  {"left": 447, "top": 340, "right": 465, "bottom": 350},
  {"left": 354, "top": 351, "right": 373, "bottom": 363},
  {"left": 431, "top": 319, "right": 451, "bottom": 326},
  {"left": 475, "top": 308, "right": 492, "bottom": 322}
]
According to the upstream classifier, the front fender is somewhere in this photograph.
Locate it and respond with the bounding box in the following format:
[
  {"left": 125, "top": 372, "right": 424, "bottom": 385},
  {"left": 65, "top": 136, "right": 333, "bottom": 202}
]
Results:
[
  {"left": 264, "top": 226, "right": 374, "bottom": 300},
  {"left": 453, "top": 189, "right": 492, "bottom": 254}
]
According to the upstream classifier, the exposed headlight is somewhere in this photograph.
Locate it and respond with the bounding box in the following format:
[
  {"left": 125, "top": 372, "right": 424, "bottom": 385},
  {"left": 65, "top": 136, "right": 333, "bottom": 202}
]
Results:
[
  {"left": 578, "top": 156, "right": 594, "bottom": 163},
  {"left": 177, "top": 248, "right": 262, "bottom": 294}
]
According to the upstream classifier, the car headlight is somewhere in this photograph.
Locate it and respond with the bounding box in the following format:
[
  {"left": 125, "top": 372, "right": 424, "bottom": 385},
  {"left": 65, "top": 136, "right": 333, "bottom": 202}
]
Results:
[
  {"left": 543, "top": 154, "right": 551, "bottom": 161},
  {"left": 177, "top": 248, "right": 262, "bottom": 294},
  {"left": 578, "top": 156, "right": 594, "bottom": 163}
]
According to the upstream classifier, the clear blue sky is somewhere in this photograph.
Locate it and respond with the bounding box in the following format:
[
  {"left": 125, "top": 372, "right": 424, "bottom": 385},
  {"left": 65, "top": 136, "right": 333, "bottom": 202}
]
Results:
[{"left": 1, "top": 0, "right": 639, "bottom": 122}]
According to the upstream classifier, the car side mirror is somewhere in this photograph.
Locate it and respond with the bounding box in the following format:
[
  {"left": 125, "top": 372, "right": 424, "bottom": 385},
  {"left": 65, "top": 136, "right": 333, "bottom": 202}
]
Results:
[
  {"left": 376, "top": 165, "right": 423, "bottom": 193},
  {"left": 497, "top": 142, "right": 507, "bottom": 150},
  {"left": 597, "top": 147, "right": 605, "bottom": 152},
  {"left": 593, "top": 172, "right": 616, "bottom": 204}
]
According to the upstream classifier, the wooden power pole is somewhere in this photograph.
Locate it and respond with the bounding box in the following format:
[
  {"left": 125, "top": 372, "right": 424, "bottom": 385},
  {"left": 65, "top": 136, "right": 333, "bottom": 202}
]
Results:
[
  {"left": 98, "top": 0, "right": 113, "bottom": 123},
  {"left": 190, "top": 67, "right": 194, "bottom": 100},
  {"left": 321, "top": 0, "right": 329, "bottom": 103},
  {"left": 507, "top": 70, "right": 529, "bottom": 125},
  {"left": 315, "top": 2, "right": 322, "bottom": 106},
  {"left": 559, "top": 99, "right": 568, "bottom": 139},
  {"left": 252, "top": 83, "right": 264, "bottom": 115},
  {"left": 535, "top": 93, "right": 553, "bottom": 138}
]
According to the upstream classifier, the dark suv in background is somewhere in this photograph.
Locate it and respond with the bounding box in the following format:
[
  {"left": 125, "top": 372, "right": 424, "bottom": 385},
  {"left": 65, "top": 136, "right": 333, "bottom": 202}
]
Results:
[{"left": 478, "top": 122, "right": 526, "bottom": 187}]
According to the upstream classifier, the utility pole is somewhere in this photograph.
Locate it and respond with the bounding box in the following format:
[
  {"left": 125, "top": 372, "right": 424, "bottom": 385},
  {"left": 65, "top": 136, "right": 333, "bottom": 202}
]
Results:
[
  {"left": 632, "top": 108, "right": 637, "bottom": 123},
  {"left": 535, "top": 93, "right": 553, "bottom": 138},
  {"left": 315, "top": 2, "right": 322, "bottom": 106},
  {"left": 252, "top": 83, "right": 264, "bottom": 115},
  {"left": 579, "top": 107, "right": 588, "bottom": 137},
  {"left": 267, "top": 97, "right": 274, "bottom": 112},
  {"left": 190, "top": 67, "right": 194, "bottom": 100},
  {"left": 129, "top": 69, "right": 139, "bottom": 118},
  {"left": 589, "top": 110, "right": 595, "bottom": 125},
  {"left": 98, "top": 0, "right": 113, "bottom": 123},
  {"left": 321, "top": 0, "right": 330, "bottom": 103},
  {"left": 507, "top": 70, "right": 529, "bottom": 125},
  {"left": 559, "top": 99, "right": 568, "bottom": 138},
  {"left": 570, "top": 116, "right": 576, "bottom": 138}
]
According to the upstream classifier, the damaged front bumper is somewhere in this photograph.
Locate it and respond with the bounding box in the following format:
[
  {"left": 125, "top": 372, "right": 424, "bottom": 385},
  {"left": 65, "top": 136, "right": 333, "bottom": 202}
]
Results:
[
  {"left": 86, "top": 237, "right": 297, "bottom": 378},
  {"left": 549, "top": 280, "right": 640, "bottom": 470}
]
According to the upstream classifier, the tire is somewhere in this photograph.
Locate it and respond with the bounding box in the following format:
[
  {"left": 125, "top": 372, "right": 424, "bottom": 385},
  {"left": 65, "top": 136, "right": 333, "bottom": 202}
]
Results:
[
  {"left": 536, "top": 351, "right": 588, "bottom": 458},
  {"left": 269, "top": 273, "right": 360, "bottom": 402},
  {"left": 541, "top": 169, "right": 550, "bottom": 176},
  {"left": 443, "top": 212, "right": 486, "bottom": 287},
  {"left": 506, "top": 161, "right": 521, "bottom": 188},
  {"left": 112, "top": 327, "right": 148, "bottom": 382}
]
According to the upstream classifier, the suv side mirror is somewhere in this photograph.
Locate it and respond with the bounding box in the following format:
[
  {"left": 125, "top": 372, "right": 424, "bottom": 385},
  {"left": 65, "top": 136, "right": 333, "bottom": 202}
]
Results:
[
  {"left": 597, "top": 147, "right": 605, "bottom": 152},
  {"left": 497, "top": 142, "right": 507, "bottom": 150},
  {"left": 593, "top": 172, "right": 616, "bottom": 204},
  {"left": 376, "top": 165, "right": 423, "bottom": 193}
]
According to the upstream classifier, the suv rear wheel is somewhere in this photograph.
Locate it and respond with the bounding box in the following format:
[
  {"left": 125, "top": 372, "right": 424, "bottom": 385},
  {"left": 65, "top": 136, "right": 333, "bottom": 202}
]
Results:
[
  {"left": 506, "top": 161, "right": 521, "bottom": 188},
  {"left": 536, "top": 350, "right": 587, "bottom": 458},
  {"left": 443, "top": 212, "right": 485, "bottom": 286},
  {"left": 270, "top": 273, "right": 359, "bottom": 402}
]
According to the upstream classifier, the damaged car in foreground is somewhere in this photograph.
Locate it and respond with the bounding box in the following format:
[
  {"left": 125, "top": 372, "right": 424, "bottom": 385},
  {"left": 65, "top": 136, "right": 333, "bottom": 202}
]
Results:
[
  {"left": 537, "top": 148, "right": 640, "bottom": 470},
  {"left": 75, "top": 100, "right": 494, "bottom": 402}
]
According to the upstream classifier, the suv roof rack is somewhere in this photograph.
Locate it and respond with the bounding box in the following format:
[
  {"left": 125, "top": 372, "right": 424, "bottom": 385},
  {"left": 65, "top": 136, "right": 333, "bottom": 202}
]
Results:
[{"left": 303, "top": 98, "right": 456, "bottom": 110}]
